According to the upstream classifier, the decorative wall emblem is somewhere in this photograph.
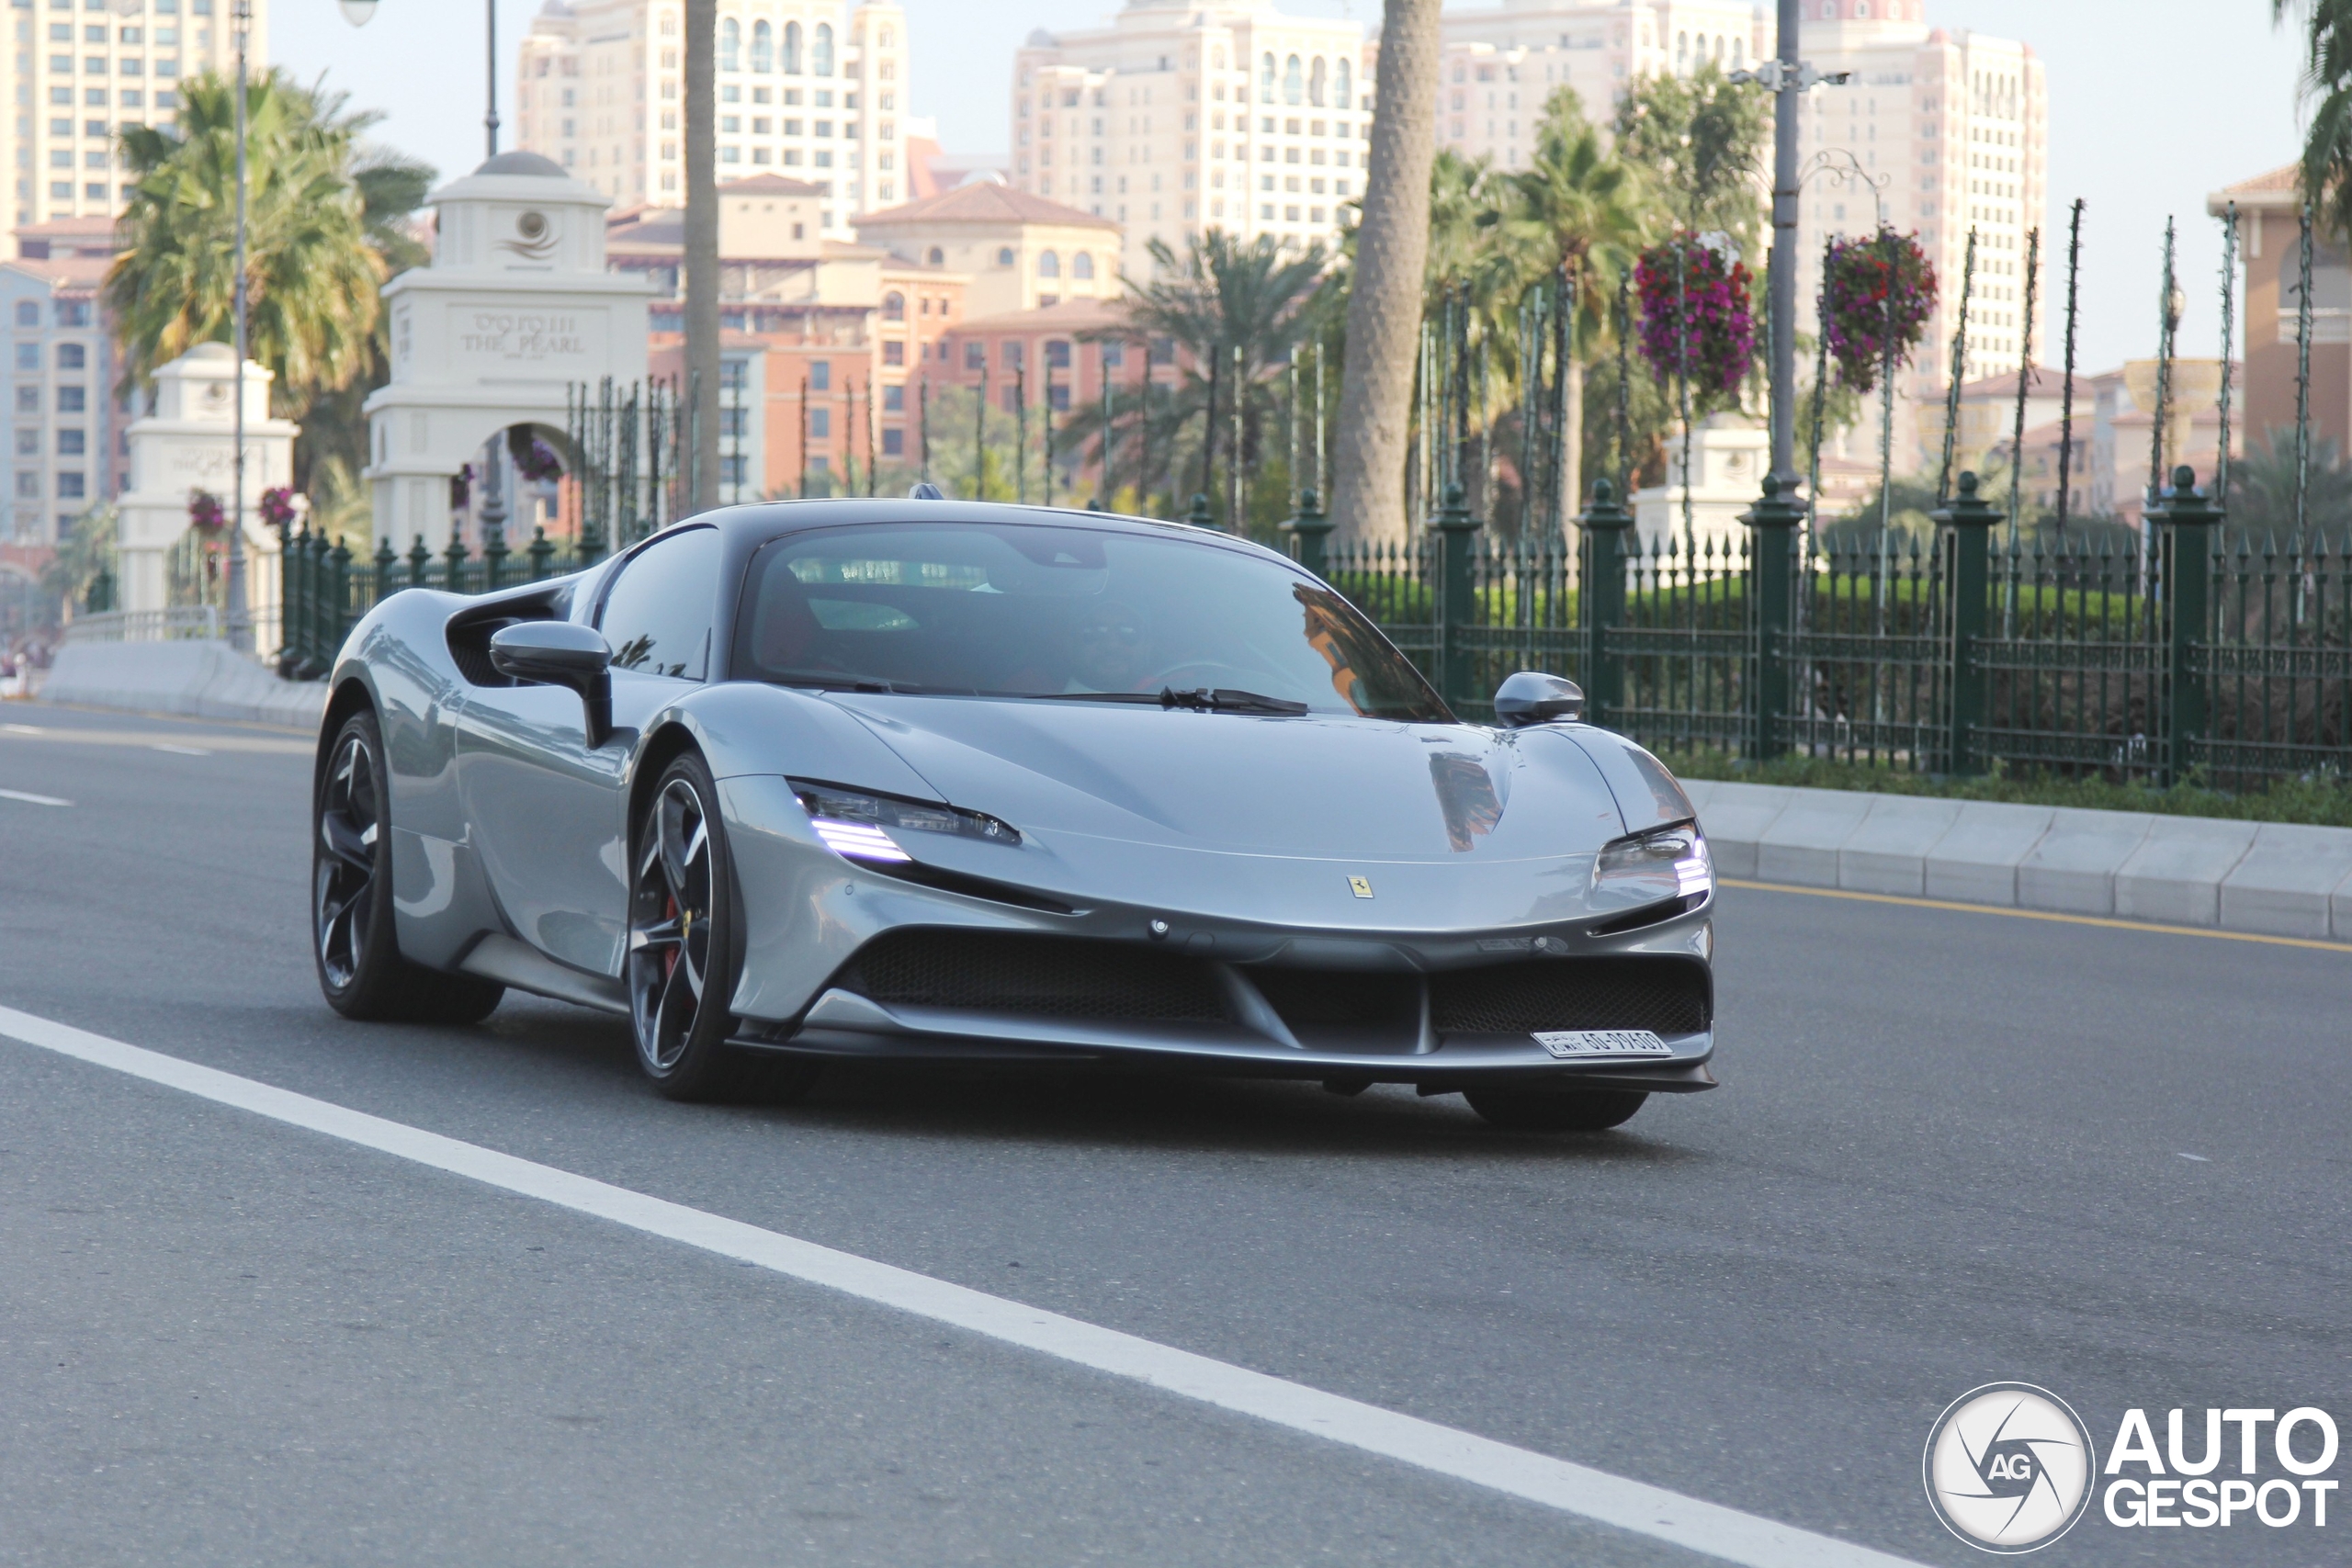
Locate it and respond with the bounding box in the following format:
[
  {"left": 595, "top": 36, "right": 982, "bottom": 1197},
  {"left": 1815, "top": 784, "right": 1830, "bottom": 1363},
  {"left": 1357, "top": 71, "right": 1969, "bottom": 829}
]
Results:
[{"left": 496, "top": 209, "right": 558, "bottom": 262}]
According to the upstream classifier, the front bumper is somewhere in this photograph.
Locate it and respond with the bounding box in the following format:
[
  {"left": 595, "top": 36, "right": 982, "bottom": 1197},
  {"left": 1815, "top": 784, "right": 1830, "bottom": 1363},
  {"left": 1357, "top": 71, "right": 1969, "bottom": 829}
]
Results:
[{"left": 737, "top": 982, "right": 1716, "bottom": 1093}]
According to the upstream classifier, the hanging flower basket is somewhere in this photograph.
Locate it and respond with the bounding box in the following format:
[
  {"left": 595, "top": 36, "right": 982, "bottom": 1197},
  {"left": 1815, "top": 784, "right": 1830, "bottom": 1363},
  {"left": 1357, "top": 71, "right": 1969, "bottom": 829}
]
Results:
[
  {"left": 187, "top": 488, "right": 225, "bottom": 531},
  {"left": 514, "top": 437, "right": 564, "bottom": 484},
  {"left": 1634, "top": 234, "right": 1755, "bottom": 397},
  {"left": 1823, "top": 230, "right": 1938, "bottom": 393},
  {"left": 259, "top": 486, "right": 300, "bottom": 531}
]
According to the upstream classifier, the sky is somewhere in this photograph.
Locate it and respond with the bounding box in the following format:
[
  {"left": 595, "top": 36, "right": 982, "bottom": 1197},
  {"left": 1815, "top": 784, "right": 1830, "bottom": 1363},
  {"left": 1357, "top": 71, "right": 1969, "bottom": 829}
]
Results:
[{"left": 274, "top": 1, "right": 2303, "bottom": 373}]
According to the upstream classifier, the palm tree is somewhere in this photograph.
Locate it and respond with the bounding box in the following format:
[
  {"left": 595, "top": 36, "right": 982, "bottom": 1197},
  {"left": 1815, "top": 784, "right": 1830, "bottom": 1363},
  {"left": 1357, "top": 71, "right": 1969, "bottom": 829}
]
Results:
[
  {"left": 1488, "top": 88, "right": 1654, "bottom": 525},
  {"left": 1330, "top": 0, "right": 1442, "bottom": 546},
  {"left": 1073, "top": 230, "right": 1333, "bottom": 533},
  {"left": 2278, "top": 2, "right": 2352, "bottom": 237},
  {"left": 107, "top": 72, "right": 432, "bottom": 522}
]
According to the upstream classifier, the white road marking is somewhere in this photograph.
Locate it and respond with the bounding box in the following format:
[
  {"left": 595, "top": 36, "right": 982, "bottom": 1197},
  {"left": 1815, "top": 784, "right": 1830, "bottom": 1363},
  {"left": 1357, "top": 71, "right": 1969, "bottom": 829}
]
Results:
[
  {"left": 148, "top": 743, "right": 212, "bottom": 756},
  {"left": 0, "top": 787, "right": 70, "bottom": 807},
  {"left": 3, "top": 721, "right": 43, "bottom": 733},
  {"left": 0, "top": 1003, "right": 1924, "bottom": 1568}
]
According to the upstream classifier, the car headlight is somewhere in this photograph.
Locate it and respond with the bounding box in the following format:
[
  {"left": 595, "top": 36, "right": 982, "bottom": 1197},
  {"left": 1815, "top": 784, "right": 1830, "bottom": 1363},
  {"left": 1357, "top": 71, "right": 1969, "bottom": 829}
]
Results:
[
  {"left": 790, "top": 780, "right": 1020, "bottom": 863},
  {"left": 1591, "top": 823, "right": 1712, "bottom": 908}
]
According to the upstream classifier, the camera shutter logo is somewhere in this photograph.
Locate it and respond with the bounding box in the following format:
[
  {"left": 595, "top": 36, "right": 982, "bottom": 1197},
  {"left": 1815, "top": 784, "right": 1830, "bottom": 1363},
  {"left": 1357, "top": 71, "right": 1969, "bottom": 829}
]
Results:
[{"left": 1923, "top": 1382, "right": 2095, "bottom": 1552}]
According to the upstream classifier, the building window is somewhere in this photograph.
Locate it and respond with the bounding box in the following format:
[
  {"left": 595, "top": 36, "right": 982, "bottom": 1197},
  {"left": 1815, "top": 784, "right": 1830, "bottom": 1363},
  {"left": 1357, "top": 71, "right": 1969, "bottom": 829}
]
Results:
[
  {"left": 1046, "top": 339, "right": 1070, "bottom": 368},
  {"left": 1073, "top": 253, "right": 1094, "bottom": 280},
  {"left": 56, "top": 471, "right": 83, "bottom": 499},
  {"left": 1048, "top": 384, "right": 1069, "bottom": 412},
  {"left": 996, "top": 245, "right": 1015, "bottom": 266},
  {"left": 784, "top": 20, "right": 802, "bottom": 73},
  {"left": 56, "top": 428, "right": 83, "bottom": 456},
  {"left": 12, "top": 430, "right": 32, "bottom": 457},
  {"left": 883, "top": 385, "right": 904, "bottom": 412},
  {"left": 1100, "top": 341, "right": 1124, "bottom": 368},
  {"left": 719, "top": 17, "right": 739, "bottom": 72},
  {"left": 11, "top": 301, "right": 33, "bottom": 328},
  {"left": 964, "top": 342, "right": 984, "bottom": 369},
  {"left": 812, "top": 21, "right": 833, "bottom": 76},
  {"left": 1037, "top": 249, "right": 1058, "bottom": 277},
  {"left": 881, "top": 427, "right": 903, "bottom": 457},
  {"left": 1336, "top": 58, "right": 1351, "bottom": 108},
  {"left": 810, "top": 359, "right": 831, "bottom": 391},
  {"left": 751, "top": 18, "right": 772, "bottom": 73},
  {"left": 1284, "top": 54, "right": 1303, "bottom": 106},
  {"left": 57, "top": 344, "right": 84, "bottom": 370},
  {"left": 809, "top": 408, "right": 831, "bottom": 439},
  {"left": 57, "top": 386, "right": 84, "bottom": 412},
  {"left": 882, "top": 291, "right": 905, "bottom": 321},
  {"left": 882, "top": 341, "right": 904, "bottom": 366},
  {"left": 11, "top": 352, "right": 33, "bottom": 377},
  {"left": 13, "top": 472, "right": 36, "bottom": 499},
  {"left": 1001, "top": 342, "right": 1023, "bottom": 370}
]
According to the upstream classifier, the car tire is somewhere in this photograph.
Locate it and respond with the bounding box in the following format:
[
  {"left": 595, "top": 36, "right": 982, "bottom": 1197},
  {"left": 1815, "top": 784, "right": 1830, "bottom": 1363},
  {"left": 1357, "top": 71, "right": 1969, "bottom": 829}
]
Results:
[
  {"left": 1463, "top": 1087, "right": 1648, "bottom": 1132},
  {"left": 313, "top": 708, "right": 506, "bottom": 1025},
  {"left": 628, "top": 750, "right": 822, "bottom": 1105}
]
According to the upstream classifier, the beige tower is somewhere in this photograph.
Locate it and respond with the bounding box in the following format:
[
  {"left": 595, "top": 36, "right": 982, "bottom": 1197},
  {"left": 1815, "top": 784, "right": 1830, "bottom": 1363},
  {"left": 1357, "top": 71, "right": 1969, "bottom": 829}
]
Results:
[
  {"left": 2, "top": 0, "right": 265, "bottom": 235},
  {"left": 514, "top": 0, "right": 908, "bottom": 237},
  {"left": 1012, "top": 0, "right": 1375, "bottom": 280}
]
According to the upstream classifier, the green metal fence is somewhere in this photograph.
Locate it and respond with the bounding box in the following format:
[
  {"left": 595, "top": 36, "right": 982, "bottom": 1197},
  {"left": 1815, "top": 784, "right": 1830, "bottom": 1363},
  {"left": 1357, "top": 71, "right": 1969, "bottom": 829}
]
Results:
[{"left": 1310, "top": 466, "right": 2351, "bottom": 791}]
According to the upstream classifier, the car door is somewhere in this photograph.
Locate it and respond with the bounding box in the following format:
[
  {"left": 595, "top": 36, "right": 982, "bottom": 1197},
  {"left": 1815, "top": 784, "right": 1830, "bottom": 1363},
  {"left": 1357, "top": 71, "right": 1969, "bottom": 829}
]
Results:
[{"left": 458, "top": 526, "right": 722, "bottom": 976}]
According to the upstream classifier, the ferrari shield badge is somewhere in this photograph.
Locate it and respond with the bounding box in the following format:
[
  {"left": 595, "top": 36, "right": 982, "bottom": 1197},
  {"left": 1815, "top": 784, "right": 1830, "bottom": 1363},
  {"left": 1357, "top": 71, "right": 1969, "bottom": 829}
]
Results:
[{"left": 1348, "top": 876, "right": 1374, "bottom": 898}]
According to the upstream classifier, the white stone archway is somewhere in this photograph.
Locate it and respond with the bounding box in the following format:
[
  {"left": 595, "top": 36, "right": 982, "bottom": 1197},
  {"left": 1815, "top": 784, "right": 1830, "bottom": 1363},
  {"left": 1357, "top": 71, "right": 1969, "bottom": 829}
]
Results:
[
  {"left": 115, "top": 343, "right": 299, "bottom": 653},
  {"left": 363, "top": 150, "right": 653, "bottom": 552}
]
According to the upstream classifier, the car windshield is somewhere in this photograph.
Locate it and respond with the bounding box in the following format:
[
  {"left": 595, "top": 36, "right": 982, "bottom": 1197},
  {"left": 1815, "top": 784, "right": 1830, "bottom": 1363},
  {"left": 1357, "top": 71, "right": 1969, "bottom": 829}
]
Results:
[{"left": 734, "top": 521, "right": 1449, "bottom": 722}]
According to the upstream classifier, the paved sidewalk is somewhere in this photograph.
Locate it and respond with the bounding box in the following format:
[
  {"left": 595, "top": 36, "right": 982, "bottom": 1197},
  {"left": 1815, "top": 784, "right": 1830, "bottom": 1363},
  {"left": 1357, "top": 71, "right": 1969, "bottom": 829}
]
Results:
[{"left": 1684, "top": 779, "right": 2352, "bottom": 939}]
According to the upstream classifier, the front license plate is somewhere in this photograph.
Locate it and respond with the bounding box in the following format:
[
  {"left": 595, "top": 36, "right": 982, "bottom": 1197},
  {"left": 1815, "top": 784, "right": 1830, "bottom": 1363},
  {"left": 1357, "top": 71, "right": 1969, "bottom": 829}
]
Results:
[{"left": 1532, "top": 1029, "right": 1672, "bottom": 1059}]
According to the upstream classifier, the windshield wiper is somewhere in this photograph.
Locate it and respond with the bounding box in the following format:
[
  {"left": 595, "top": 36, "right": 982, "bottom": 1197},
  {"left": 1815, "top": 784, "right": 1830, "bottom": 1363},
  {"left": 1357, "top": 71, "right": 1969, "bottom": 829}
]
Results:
[
  {"left": 1159, "top": 686, "right": 1309, "bottom": 716},
  {"left": 1021, "top": 687, "right": 1309, "bottom": 715}
]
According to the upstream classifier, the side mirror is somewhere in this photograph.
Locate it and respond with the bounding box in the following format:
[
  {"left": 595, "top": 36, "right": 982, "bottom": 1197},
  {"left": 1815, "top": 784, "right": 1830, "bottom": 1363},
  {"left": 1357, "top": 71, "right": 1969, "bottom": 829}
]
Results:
[
  {"left": 1493, "top": 670, "right": 1585, "bottom": 728},
  {"left": 490, "top": 620, "right": 614, "bottom": 746}
]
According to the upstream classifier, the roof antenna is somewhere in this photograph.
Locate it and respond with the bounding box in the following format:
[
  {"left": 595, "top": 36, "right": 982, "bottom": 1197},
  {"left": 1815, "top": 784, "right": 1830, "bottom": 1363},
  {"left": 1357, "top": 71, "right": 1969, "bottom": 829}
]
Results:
[{"left": 908, "top": 481, "right": 944, "bottom": 500}]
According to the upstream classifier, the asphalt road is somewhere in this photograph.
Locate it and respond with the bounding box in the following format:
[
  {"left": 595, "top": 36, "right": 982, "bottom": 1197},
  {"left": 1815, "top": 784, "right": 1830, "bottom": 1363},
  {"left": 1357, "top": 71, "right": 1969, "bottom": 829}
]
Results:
[{"left": 1, "top": 700, "right": 2346, "bottom": 1567}]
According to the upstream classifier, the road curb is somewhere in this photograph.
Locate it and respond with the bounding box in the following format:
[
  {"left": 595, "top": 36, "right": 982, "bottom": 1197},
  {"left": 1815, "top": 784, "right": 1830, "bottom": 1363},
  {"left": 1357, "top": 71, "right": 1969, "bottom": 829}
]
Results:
[
  {"left": 1681, "top": 779, "right": 2352, "bottom": 940},
  {"left": 38, "top": 638, "right": 328, "bottom": 730}
]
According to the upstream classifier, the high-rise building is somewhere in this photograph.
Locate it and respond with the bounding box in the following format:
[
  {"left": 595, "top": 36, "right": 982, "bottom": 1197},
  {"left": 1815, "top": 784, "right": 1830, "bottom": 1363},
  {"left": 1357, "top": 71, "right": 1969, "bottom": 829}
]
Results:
[
  {"left": 514, "top": 0, "right": 909, "bottom": 236},
  {"left": 3, "top": 0, "right": 257, "bottom": 234},
  {"left": 1011, "top": 0, "right": 1375, "bottom": 280},
  {"left": 1794, "top": 0, "right": 2046, "bottom": 466},
  {"left": 1, "top": 218, "right": 127, "bottom": 546},
  {"left": 1435, "top": 0, "right": 1759, "bottom": 172},
  {"left": 1434, "top": 3, "right": 2046, "bottom": 474}
]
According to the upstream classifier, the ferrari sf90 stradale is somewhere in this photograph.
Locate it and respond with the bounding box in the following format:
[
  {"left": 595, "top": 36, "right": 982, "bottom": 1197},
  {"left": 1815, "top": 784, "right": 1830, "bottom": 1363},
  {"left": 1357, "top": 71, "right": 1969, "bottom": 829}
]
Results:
[{"left": 311, "top": 499, "right": 1714, "bottom": 1130}]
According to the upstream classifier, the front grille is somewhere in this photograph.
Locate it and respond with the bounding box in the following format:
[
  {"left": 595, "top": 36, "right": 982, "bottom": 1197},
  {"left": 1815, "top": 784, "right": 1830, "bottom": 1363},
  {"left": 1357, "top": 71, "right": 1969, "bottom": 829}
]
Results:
[
  {"left": 1429, "top": 957, "right": 1710, "bottom": 1036},
  {"left": 835, "top": 930, "right": 1231, "bottom": 1023}
]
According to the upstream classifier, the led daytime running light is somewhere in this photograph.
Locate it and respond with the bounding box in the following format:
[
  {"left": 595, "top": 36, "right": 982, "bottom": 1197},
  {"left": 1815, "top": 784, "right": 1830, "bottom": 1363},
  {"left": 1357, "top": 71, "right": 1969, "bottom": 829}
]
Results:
[{"left": 810, "top": 818, "right": 912, "bottom": 863}]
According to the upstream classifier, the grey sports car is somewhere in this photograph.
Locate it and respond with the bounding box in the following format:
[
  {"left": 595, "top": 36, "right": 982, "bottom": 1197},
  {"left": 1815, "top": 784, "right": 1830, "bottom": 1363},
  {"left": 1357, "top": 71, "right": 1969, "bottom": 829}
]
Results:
[{"left": 311, "top": 498, "right": 1715, "bottom": 1131}]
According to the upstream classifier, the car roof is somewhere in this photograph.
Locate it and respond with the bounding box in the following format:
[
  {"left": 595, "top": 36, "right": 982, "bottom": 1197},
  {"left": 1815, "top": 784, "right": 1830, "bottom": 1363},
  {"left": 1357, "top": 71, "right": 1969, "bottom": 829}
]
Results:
[{"left": 682, "top": 496, "right": 1297, "bottom": 565}]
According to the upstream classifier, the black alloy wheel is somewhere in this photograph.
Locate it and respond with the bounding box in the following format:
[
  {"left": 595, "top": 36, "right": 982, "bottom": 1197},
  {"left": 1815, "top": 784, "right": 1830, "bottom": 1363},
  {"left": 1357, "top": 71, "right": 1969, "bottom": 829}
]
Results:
[
  {"left": 312, "top": 708, "right": 504, "bottom": 1024},
  {"left": 1463, "top": 1088, "right": 1648, "bottom": 1133},
  {"left": 627, "top": 751, "right": 820, "bottom": 1103}
]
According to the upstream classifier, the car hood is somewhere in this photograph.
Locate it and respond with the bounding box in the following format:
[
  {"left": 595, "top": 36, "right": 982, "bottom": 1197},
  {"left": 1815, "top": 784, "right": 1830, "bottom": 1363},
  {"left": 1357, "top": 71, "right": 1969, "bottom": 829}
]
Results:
[{"left": 824, "top": 693, "right": 1628, "bottom": 860}]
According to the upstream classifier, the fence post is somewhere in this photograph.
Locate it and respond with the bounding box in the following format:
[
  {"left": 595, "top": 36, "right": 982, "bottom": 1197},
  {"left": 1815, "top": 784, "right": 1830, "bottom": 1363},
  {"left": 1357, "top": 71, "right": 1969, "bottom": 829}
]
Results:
[
  {"left": 328, "top": 535, "right": 354, "bottom": 660},
  {"left": 528, "top": 525, "right": 557, "bottom": 581},
  {"left": 2153, "top": 463, "right": 2222, "bottom": 785},
  {"left": 444, "top": 528, "right": 471, "bottom": 595},
  {"left": 373, "top": 536, "right": 397, "bottom": 607},
  {"left": 1432, "top": 480, "right": 1478, "bottom": 710},
  {"left": 1186, "top": 491, "right": 1216, "bottom": 532},
  {"left": 408, "top": 533, "right": 433, "bottom": 592},
  {"left": 1283, "top": 486, "right": 1333, "bottom": 579},
  {"left": 1739, "top": 473, "right": 1805, "bottom": 760},
  {"left": 1578, "top": 478, "right": 1634, "bottom": 728},
  {"left": 1932, "top": 470, "right": 1999, "bottom": 774}
]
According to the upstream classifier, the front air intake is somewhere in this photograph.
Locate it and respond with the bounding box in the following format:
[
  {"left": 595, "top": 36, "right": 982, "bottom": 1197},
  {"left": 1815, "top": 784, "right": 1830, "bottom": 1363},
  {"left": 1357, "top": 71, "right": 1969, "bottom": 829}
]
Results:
[
  {"left": 834, "top": 930, "right": 1232, "bottom": 1023},
  {"left": 1429, "top": 957, "right": 1710, "bottom": 1036}
]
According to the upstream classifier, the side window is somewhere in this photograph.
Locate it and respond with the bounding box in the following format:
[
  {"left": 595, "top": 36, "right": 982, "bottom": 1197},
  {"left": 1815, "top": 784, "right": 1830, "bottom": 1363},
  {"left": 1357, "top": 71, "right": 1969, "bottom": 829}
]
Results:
[{"left": 597, "top": 526, "right": 721, "bottom": 680}]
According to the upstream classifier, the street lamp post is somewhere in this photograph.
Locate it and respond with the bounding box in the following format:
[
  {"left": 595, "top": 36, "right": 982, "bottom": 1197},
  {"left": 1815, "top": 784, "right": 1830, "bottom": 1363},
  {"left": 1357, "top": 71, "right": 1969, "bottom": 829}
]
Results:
[{"left": 225, "top": 0, "right": 251, "bottom": 653}]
